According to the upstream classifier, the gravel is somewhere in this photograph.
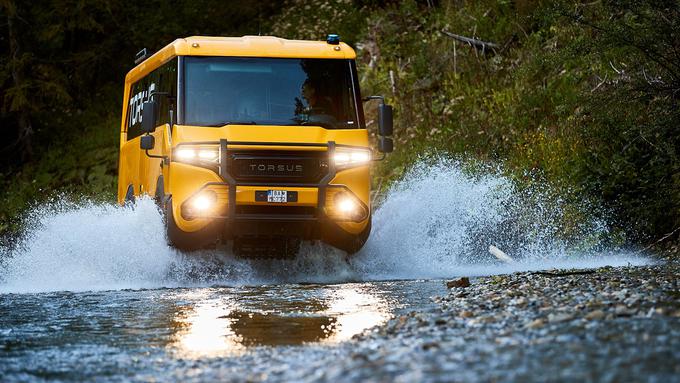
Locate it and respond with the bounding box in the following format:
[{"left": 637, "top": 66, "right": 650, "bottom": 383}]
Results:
[{"left": 322, "top": 259, "right": 680, "bottom": 382}]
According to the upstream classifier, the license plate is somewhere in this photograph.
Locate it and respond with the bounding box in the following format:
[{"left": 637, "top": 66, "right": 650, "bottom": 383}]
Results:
[
  {"left": 255, "top": 190, "right": 298, "bottom": 203},
  {"left": 268, "top": 190, "right": 287, "bottom": 203}
]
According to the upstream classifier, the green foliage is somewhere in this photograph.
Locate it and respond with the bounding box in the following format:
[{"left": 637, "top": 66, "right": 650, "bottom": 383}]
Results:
[
  {"left": 0, "top": 1, "right": 284, "bottom": 234},
  {"left": 270, "top": 0, "right": 366, "bottom": 44},
  {"left": 1, "top": 0, "right": 678, "bottom": 246},
  {"left": 565, "top": 0, "right": 680, "bottom": 240},
  {"left": 272, "top": 0, "right": 679, "bottom": 243},
  {"left": 0, "top": 111, "right": 119, "bottom": 234}
]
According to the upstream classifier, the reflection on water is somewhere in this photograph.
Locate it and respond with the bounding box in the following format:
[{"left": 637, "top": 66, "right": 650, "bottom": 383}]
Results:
[
  {"left": 324, "top": 287, "right": 390, "bottom": 343},
  {"left": 173, "top": 300, "right": 245, "bottom": 357},
  {"left": 230, "top": 311, "right": 336, "bottom": 346},
  {"left": 171, "top": 284, "right": 391, "bottom": 357}
]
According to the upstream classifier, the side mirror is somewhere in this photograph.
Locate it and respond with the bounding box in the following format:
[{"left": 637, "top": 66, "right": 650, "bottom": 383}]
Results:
[
  {"left": 378, "top": 104, "right": 393, "bottom": 136},
  {"left": 378, "top": 136, "right": 393, "bottom": 153},
  {"left": 141, "top": 101, "right": 157, "bottom": 134},
  {"left": 140, "top": 135, "right": 155, "bottom": 150}
]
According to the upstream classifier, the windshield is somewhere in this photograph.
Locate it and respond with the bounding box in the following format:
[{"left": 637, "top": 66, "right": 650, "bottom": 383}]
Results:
[{"left": 183, "top": 57, "right": 361, "bottom": 129}]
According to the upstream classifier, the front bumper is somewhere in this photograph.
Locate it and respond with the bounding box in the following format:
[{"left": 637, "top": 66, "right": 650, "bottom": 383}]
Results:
[{"left": 168, "top": 139, "right": 370, "bottom": 238}]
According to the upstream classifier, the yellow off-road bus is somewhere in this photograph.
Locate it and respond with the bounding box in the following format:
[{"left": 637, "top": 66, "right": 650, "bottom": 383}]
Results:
[{"left": 117, "top": 35, "right": 393, "bottom": 256}]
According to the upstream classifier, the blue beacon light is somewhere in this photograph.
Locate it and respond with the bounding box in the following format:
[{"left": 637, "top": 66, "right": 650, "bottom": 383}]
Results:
[{"left": 326, "top": 34, "right": 340, "bottom": 45}]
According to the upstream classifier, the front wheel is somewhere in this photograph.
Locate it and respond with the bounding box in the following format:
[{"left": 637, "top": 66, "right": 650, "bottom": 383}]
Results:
[
  {"left": 165, "top": 196, "right": 219, "bottom": 251},
  {"left": 324, "top": 220, "right": 372, "bottom": 255}
]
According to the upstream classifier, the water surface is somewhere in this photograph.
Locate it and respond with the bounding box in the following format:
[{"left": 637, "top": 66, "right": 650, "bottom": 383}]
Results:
[{"left": 0, "top": 280, "right": 444, "bottom": 381}]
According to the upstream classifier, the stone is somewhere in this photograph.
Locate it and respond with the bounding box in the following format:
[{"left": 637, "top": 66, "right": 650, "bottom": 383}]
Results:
[
  {"left": 614, "top": 305, "right": 637, "bottom": 316},
  {"left": 422, "top": 342, "right": 440, "bottom": 350},
  {"left": 613, "top": 289, "right": 629, "bottom": 300},
  {"left": 548, "top": 313, "right": 574, "bottom": 323},
  {"left": 513, "top": 297, "right": 528, "bottom": 307},
  {"left": 526, "top": 319, "right": 545, "bottom": 329},
  {"left": 447, "top": 277, "right": 471, "bottom": 289},
  {"left": 460, "top": 310, "right": 474, "bottom": 318},
  {"left": 585, "top": 310, "right": 605, "bottom": 320}
]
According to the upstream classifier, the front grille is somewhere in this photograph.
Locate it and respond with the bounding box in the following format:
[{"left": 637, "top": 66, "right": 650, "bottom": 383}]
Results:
[
  {"left": 227, "top": 150, "right": 329, "bottom": 184},
  {"left": 236, "top": 205, "right": 316, "bottom": 220}
]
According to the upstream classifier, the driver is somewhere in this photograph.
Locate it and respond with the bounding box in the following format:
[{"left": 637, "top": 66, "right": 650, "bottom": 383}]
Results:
[{"left": 301, "top": 79, "right": 334, "bottom": 116}]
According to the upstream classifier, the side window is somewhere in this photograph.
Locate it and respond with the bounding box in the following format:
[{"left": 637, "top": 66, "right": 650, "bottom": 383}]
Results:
[
  {"left": 157, "top": 61, "right": 177, "bottom": 127},
  {"left": 350, "top": 60, "right": 365, "bottom": 129},
  {"left": 127, "top": 76, "right": 156, "bottom": 140},
  {"left": 126, "top": 60, "right": 176, "bottom": 141}
]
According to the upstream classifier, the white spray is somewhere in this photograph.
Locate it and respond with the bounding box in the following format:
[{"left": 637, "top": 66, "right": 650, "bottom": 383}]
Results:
[{"left": 0, "top": 161, "right": 648, "bottom": 293}]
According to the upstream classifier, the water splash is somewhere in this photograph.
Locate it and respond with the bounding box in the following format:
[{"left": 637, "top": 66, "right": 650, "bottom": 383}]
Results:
[
  {"left": 0, "top": 199, "right": 175, "bottom": 292},
  {"left": 352, "top": 160, "right": 645, "bottom": 280},
  {"left": 0, "top": 161, "right": 649, "bottom": 293}
]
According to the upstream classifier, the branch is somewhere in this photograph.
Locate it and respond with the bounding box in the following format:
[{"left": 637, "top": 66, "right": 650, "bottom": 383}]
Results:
[
  {"left": 441, "top": 29, "right": 499, "bottom": 55},
  {"left": 637, "top": 226, "right": 680, "bottom": 254},
  {"left": 560, "top": 11, "right": 680, "bottom": 84}
]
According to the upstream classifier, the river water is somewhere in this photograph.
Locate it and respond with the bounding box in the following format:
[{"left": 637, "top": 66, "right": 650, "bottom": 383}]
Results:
[
  {"left": 0, "top": 280, "right": 450, "bottom": 381},
  {"left": 0, "top": 162, "right": 650, "bottom": 381}
]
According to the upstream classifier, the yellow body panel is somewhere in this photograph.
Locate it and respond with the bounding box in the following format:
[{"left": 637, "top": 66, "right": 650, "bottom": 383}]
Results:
[
  {"left": 161, "top": 124, "right": 370, "bottom": 234},
  {"left": 117, "top": 36, "right": 371, "bottom": 248}
]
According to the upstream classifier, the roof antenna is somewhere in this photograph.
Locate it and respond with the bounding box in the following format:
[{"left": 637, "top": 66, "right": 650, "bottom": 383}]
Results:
[{"left": 257, "top": 3, "right": 262, "bottom": 36}]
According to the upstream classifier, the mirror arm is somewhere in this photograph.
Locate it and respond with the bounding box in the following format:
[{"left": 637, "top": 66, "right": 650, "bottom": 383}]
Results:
[
  {"left": 362, "top": 95, "right": 385, "bottom": 104},
  {"left": 144, "top": 148, "right": 167, "bottom": 160},
  {"left": 143, "top": 132, "right": 169, "bottom": 164},
  {"left": 144, "top": 149, "right": 169, "bottom": 165},
  {"left": 149, "top": 91, "right": 175, "bottom": 100},
  {"left": 371, "top": 151, "right": 386, "bottom": 161}
]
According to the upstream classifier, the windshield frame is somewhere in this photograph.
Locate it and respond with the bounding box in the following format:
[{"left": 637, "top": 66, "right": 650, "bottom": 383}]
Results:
[{"left": 177, "top": 56, "right": 365, "bottom": 129}]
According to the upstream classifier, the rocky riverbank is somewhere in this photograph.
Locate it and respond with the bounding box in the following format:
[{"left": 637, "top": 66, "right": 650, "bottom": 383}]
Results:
[
  {"left": 2, "top": 248, "right": 678, "bottom": 382},
  {"left": 318, "top": 258, "right": 680, "bottom": 382}
]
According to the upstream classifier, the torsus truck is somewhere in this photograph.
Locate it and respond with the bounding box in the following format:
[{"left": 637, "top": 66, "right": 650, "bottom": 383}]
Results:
[{"left": 117, "top": 35, "right": 393, "bottom": 256}]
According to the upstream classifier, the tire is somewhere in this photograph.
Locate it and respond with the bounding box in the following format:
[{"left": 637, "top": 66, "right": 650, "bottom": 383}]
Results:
[
  {"left": 164, "top": 196, "right": 220, "bottom": 251},
  {"left": 124, "top": 184, "right": 135, "bottom": 206},
  {"left": 324, "top": 219, "right": 372, "bottom": 255},
  {"left": 154, "top": 176, "right": 165, "bottom": 212}
]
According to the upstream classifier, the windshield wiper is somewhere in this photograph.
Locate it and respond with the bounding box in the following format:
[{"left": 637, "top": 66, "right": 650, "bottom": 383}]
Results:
[
  {"left": 289, "top": 117, "right": 337, "bottom": 129},
  {"left": 201, "top": 121, "right": 258, "bottom": 127}
]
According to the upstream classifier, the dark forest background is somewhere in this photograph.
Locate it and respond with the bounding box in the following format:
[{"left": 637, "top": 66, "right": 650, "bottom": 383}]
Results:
[{"left": 0, "top": 0, "right": 678, "bottom": 248}]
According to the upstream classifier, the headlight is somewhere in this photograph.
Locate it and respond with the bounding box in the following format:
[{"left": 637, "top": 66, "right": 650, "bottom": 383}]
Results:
[
  {"left": 173, "top": 145, "right": 220, "bottom": 165},
  {"left": 181, "top": 189, "right": 228, "bottom": 220},
  {"left": 333, "top": 148, "right": 371, "bottom": 168}
]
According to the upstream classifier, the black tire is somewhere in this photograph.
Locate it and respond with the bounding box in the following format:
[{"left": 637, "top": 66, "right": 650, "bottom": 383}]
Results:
[
  {"left": 154, "top": 176, "right": 165, "bottom": 212},
  {"left": 124, "top": 184, "right": 135, "bottom": 206},
  {"left": 324, "top": 219, "right": 372, "bottom": 255},
  {"left": 164, "top": 196, "right": 220, "bottom": 251}
]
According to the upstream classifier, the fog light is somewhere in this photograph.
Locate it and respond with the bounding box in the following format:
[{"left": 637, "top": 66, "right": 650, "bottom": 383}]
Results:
[
  {"left": 192, "top": 193, "right": 215, "bottom": 212},
  {"left": 336, "top": 196, "right": 358, "bottom": 214},
  {"left": 183, "top": 190, "right": 218, "bottom": 219},
  {"left": 325, "top": 190, "right": 368, "bottom": 222}
]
